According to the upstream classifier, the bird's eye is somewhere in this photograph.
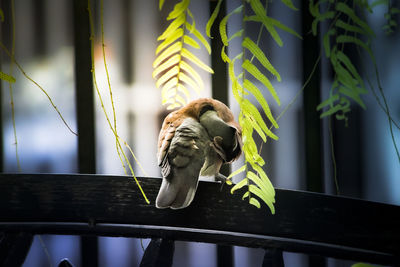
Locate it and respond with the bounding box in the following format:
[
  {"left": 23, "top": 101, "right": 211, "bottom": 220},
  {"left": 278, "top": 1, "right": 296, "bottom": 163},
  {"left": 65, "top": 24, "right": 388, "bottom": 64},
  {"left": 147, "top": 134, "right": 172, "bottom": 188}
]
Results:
[{"left": 199, "top": 104, "right": 214, "bottom": 117}]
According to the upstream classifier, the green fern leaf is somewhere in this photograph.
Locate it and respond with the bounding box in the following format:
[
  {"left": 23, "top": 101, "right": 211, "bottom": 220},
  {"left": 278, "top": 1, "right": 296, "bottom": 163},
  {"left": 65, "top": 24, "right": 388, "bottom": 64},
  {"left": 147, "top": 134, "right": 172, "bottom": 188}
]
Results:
[
  {"left": 317, "top": 93, "right": 339, "bottom": 111},
  {"left": 280, "top": 0, "right": 298, "bottom": 11},
  {"left": 167, "top": 0, "right": 190, "bottom": 20},
  {"left": 220, "top": 5, "right": 243, "bottom": 46},
  {"left": 336, "top": 2, "right": 375, "bottom": 37},
  {"left": 249, "top": 197, "right": 261, "bottom": 209},
  {"left": 183, "top": 35, "right": 200, "bottom": 49},
  {"left": 243, "top": 79, "right": 278, "bottom": 128},
  {"left": 153, "top": 41, "right": 182, "bottom": 68},
  {"left": 243, "top": 113, "right": 267, "bottom": 142},
  {"left": 242, "top": 59, "right": 280, "bottom": 105},
  {"left": 227, "top": 164, "right": 246, "bottom": 179},
  {"left": 249, "top": 184, "right": 275, "bottom": 214},
  {"left": 185, "top": 22, "right": 211, "bottom": 54},
  {"left": 336, "top": 35, "right": 374, "bottom": 60},
  {"left": 179, "top": 60, "right": 204, "bottom": 89},
  {"left": 252, "top": 164, "right": 275, "bottom": 196},
  {"left": 231, "top": 178, "right": 248, "bottom": 194},
  {"left": 247, "top": 171, "right": 274, "bottom": 197},
  {"left": 179, "top": 72, "right": 201, "bottom": 93},
  {"left": 152, "top": 54, "right": 180, "bottom": 78},
  {"left": 242, "top": 37, "right": 281, "bottom": 81},
  {"left": 335, "top": 19, "right": 365, "bottom": 35},
  {"left": 156, "top": 28, "right": 184, "bottom": 55},
  {"left": 245, "top": 15, "right": 302, "bottom": 40},
  {"left": 158, "top": 13, "right": 186, "bottom": 41},
  {"left": 228, "top": 30, "right": 244, "bottom": 42},
  {"left": 156, "top": 65, "right": 179, "bottom": 88},
  {"left": 322, "top": 28, "right": 335, "bottom": 58},
  {"left": 206, "top": 0, "right": 224, "bottom": 38},
  {"left": 311, "top": 11, "right": 335, "bottom": 36},
  {"left": 181, "top": 48, "right": 213, "bottom": 73}
]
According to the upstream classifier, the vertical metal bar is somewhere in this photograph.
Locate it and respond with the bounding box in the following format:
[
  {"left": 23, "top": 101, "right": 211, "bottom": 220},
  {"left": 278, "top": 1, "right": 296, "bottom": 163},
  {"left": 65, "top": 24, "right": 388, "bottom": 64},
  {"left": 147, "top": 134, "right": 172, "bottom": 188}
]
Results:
[
  {"left": 301, "top": 0, "right": 325, "bottom": 266},
  {"left": 73, "top": 0, "right": 98, "bottom": 266},
  {"left": 210, "top": 1, "right": 234, "bottom": 267}
]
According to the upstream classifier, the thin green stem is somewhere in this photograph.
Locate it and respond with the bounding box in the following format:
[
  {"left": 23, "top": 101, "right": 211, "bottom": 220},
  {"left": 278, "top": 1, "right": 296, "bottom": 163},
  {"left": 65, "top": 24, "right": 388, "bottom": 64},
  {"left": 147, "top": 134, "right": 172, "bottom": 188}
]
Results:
[{"left": 329, "top": 116, "right": 340, "bottom": 195}]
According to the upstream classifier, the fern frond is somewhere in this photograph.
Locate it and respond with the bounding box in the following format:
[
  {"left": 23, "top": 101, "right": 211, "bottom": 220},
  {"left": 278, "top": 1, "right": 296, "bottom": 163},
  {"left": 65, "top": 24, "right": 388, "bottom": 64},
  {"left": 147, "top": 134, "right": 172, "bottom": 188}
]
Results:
[
  {"left": 311, "top": 0, "right": 375, "bottom": 123},
  {"left": 154, "top": 0, "right": 213, "bottom": 109},
  {"left": 217, "top": 0, "right": 301, "bottom": 213}
]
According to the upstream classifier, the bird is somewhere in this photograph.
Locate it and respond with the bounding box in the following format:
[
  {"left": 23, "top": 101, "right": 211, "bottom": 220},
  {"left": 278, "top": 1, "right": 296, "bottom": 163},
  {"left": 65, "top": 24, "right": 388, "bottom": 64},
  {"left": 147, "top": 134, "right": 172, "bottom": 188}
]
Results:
[{"left": 155, "top": 98, "right": 242, "bottom": 209}]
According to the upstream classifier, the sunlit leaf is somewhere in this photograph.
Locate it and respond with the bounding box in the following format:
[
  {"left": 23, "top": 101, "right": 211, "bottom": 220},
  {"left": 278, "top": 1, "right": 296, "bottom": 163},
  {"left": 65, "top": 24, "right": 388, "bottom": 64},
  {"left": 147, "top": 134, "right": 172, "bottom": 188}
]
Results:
[
  {"left": 231, "top": 178, "right": 248, "bottom": 194},
  {"left": 152, "top": 54, "right": 180, "bottom": 78},
  {"left": 242, "top": 59, "right": 280, "bottom": 105},
  {"left": 179, "top": 72, "right": 202, "bottom": 93},
  {"left": 181, "top": 48, "right": 214, "bottom": 73},
  {"left": 158, "top": 13, "right": 185, "bottom": 41},
  {"left": 242, "top": 37, "right": 281, "bottom": 81},
  {"left": 183, "top": 35, "right": 200, "bottom": 49},
  {"left": 156, "top": 28, "right": 184, "bottom": 55},
  {"left": 227, "top": 164, "right": 247, "bottom": 179},
  {"left": 153, "top": 41, "right": 182, "bottom": 68},
  {"left": 220, "top": 5, "right": 243, "bottom": 46},
  {"left": 249, "top": 197, "right": 261, "bottom": 209},
  {"left": 243, "top": 79, "right": 278, "bottom": 128},
  {"left": 167, "top": 0, "right": 190, "bottom": 20},
  {"left": 185, "top": 22, "right": 211, "bottom": 54},
  {"left": 179, "top": 60, "right": 204, "bottom": 89},
  {"left": 206, "top": 0, "right": 224, "bottom": 38},
  {"left": 156, "top": 65, "right": 179, "bottom": 88}
]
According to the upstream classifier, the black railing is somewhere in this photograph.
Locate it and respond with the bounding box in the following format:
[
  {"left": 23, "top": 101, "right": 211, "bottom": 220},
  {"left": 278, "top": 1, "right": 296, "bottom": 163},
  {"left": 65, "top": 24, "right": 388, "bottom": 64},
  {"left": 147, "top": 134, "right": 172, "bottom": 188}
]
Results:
[{"left": 0, "top": 173, "right": 399, "bottom": 266}]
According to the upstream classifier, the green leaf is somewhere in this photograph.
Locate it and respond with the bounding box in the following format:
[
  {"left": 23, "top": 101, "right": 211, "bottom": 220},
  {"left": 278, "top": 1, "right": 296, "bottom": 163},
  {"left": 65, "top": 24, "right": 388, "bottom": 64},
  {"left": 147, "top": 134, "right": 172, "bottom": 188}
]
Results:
[
  {"left": 152, "top": 54, "right": 180, "bottom": 78},
  {"left": 336, "top": 50, "right": 365, "bottom": 90},
  {"left": 206, "top": 0, "right": 223, "bottom": 38},
  {"left": 156, "top": 65, "right": 179, "bottom": 88},
  {"left": 179, "top": 60, "right": 204, "bottom": 89},
  {"left": 242, "top": 59, "right": 281, "bottom": 105},
  {"left": 249, "top": 0, "right": 286, "bottom": 46},
  {"left": 181, "top": 48, "right": 214, "bottom": 73},
  {"left": 336, "top": 2, "right": 375, "bottom": 37},
  {"left": 186, "top": 9, "right": 195, "bottom": 34},
  {"left": 177, "top": 83, "right": 190, "bottom": 100},
  {"left": 249, "top": 184, "right": 275, "bottom": 214},
  {"left": 245, "top": 15, "right": 301, "bottom": 40},
  {"left": 220, "top": 5, "right": 243, "bottom": 46},
  {"left": 183, "top": 35, "right": 200, "bottom": 49},
  {"left": 338, "top": 86, "right": 366, "bottom": 109},
  {"left": 335, "top": 19, "right": 365, "bottom": 35},
  {"left": 242, "top": 98, "right": 279, "bottom": 140},
  {"left": 280, "top": 0, "right": 298, "bottom": 11},
  {"left": 156, "top": 28, "right": 184, "bottom": 55},
  {"left": 179, "top": 72, "right": 202, "bottom": 93},
  {"left": 317, "top": 93, "right": 339, "bottom": 110},
  {"left": 323, "top": 28, "right": 335, "bottom": 58},
  {"left": 252, "top": 164, "right": 275, "bottom": 196},
  {"left": 336, "top": 35, "right": 374, "bottom": 60},
  {"left": 153, "top": 41, "right": 182, "bottom": 68},
  {"left": 231, "top": 178, "right": 248, "bottom": 194},
  {"left": 228, "top": 29, "right": 244, "bottom": 42},
  {"left": 159, "top": 0, "right": 166, "bottom": 10},
  {"left": 243, "top": 79, "right": 278, "bottom": 128},
  {"left": 158, "top": 13, "right": 185, "bottom": 41},
  {"left": 249, "top": 197, "right": 261, "bottom": 209},
  {"left": 167, "top": 0, "right": 190, "bottom": 20},
  {"left": 228, "top": 164, "right": 247, "bottom": 179},
  {"left": 243, "top": 113, "right": 267, "bottom": 142},
  {"left": 242, "top": 37, "right": 281, "bottom": 81},
  {"left": 247, "top": 171, "right": 273, "bottom": 197},
  {"left": 0, "top": 71, "right": 16, "bottom": 83},
  {"left": 311, "top": 11, "right": 335, "bottom": 36},
  {"left": 185, "top": 22, "right": 211, "bottom": 54}
]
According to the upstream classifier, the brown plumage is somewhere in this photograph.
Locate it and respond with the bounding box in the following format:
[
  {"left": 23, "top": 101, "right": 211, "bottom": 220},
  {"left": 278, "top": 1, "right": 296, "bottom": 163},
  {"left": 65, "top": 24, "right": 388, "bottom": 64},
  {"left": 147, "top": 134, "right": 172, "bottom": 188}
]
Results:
[{"left": 156, "top": 98, "right": 242, "bottom": 209}]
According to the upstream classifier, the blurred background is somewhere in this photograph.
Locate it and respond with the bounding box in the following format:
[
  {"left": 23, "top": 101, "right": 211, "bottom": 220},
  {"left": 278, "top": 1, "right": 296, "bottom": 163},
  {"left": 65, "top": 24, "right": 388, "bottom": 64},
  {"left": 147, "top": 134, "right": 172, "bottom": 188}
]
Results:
[{"left": 0, "top": 0, "right": 399, "bottom": 266}]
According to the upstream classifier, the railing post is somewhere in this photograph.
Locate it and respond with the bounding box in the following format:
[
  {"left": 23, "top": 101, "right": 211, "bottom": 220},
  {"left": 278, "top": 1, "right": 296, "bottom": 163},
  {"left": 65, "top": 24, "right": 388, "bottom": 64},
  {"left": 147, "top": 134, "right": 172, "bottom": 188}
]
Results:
[
  {"left": 73, "top": 0, "right": 98, "bottom": 266},
  {"left": 301, "top": 0, "right": 325, "bottom": 266}
]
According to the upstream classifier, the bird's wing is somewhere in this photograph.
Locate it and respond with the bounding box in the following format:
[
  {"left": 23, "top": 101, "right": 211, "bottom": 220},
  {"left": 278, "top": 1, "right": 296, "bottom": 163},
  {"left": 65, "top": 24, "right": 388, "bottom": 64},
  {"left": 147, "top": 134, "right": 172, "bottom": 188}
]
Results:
[{"left": 156, "top": 117, "right": 210, "bottom": 209}]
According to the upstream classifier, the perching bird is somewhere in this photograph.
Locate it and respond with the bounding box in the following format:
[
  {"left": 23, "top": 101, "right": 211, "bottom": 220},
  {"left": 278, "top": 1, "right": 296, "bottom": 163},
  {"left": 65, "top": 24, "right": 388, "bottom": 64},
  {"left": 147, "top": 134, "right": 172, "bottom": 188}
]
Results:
[{"left": 156, "top": 98, "right": 242, "bottom": 209}]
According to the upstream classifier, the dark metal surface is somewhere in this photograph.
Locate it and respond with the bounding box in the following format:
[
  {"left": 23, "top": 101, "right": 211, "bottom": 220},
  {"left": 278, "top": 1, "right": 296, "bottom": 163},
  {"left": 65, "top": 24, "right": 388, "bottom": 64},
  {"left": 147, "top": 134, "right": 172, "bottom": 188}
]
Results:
[
  {"left": 140, "top": 238, "right": 174, "bottom": 267},
  {"left": 0, "top": 232, "right": 33, "bottom": 267},
  {"left": 0, "top": 174, "right": 399, "bottom": 265}
]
